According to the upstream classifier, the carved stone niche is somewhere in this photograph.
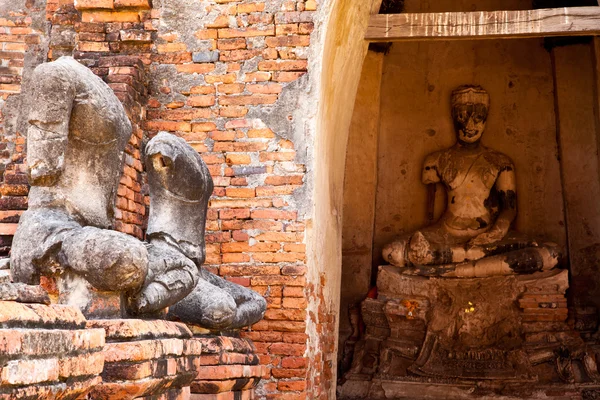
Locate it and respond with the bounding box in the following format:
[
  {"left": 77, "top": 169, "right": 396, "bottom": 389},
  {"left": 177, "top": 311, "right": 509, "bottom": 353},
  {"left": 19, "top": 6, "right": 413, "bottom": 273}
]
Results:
[{"left": 339, "top": 32, "right": 600, "bottom": 397}]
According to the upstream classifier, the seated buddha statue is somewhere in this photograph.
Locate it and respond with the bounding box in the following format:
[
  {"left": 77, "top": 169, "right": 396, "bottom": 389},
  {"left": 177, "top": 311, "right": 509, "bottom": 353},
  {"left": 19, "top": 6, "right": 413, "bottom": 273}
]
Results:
[{"left": 382, "top": 85, "right": 561, "bottom": 278}]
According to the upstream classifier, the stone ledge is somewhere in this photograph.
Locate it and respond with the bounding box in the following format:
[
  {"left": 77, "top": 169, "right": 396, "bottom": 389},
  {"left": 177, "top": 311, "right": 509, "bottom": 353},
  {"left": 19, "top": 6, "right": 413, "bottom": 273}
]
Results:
[
  {"left": 0, "top": 300, "right": 87, "bottom": 329},
  {"left": 0, "top": 328, "right": 105, "bottom": 358},
  {"left": 91, "top": 319, "right": 202, "bottom": 400},
  {"left": 74, "top": 0, "right": 151, "bottom": 11},
  {"left": 0, "top": 375, "right": 102, "bottom": 399},
  {"left": 88, "top": 319, "right": 192, "bottom": 342},
  {"left": 0, "top": 300, "right": 104, "bottom": 399}
]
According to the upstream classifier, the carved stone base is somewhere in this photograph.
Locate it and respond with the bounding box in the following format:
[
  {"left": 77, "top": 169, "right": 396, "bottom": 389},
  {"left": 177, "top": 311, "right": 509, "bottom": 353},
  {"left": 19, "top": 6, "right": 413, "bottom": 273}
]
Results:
[
  {"left": 188, "top": 335, "right": 264, "bottom": 399},
  {"left": 88, "top": 319, "right": 202, "bottom": 400},
  {"left": 0, "top": 298, "right": 105, "bottom": 399},
  {"left": 340, "top": 268, "right": 598, "bottom": 398},
  {"left": 339, "top": 378, "right": 600, "bottom": 399}
]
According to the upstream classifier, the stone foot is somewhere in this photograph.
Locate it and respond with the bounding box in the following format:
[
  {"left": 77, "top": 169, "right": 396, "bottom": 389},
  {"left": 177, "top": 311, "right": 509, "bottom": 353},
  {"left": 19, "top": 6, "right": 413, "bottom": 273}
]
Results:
[{"left": 168, "top": 269, "right": 266, "bottom": 331}]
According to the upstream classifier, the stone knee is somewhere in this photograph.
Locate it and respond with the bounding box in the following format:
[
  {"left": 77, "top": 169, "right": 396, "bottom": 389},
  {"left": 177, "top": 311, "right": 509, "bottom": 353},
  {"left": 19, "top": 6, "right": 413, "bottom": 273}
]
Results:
[
  {"left": 382, "top": 238, "right": 409, "bottom": 267},
  {"left": 10, "top": 208, "right": 81, "bottom": 285},
  {"left": 61, "top": 226, "right": 148, "bottom": 292},
  {"left": 451, "top": 244, "right": 562, "bottom": 278},
  {"left": 168, "top": 275, "right": 237, "bottom": 330}
]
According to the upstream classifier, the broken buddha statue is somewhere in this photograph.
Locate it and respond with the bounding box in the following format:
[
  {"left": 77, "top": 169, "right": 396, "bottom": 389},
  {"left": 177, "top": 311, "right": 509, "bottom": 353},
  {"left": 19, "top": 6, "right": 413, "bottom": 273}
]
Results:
[
  {"left": 382, "top": 85, "right": 561, "bottom": 278},
  {"left": 10, "top": 56, "right": 265, "bottom": 330}
]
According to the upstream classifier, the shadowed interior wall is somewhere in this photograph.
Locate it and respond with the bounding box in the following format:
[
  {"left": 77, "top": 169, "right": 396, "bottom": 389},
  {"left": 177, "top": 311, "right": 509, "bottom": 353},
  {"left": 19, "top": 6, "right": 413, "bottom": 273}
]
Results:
[
  {"left": 338, "top": 50, "right": 383, "bottom": 361},
  {"left": 553, "top": 42, "right": 600, "bottom": 310}
]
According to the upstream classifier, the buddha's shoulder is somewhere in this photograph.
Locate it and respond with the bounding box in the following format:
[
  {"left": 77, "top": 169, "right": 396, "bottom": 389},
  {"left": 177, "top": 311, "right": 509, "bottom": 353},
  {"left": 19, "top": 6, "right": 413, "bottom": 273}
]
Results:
[
  {"left": 481, "top": 147, "right": 514, "bottom": 171},
  {"left": 423, "top": 148, "right": 452, "bottom": 165}
]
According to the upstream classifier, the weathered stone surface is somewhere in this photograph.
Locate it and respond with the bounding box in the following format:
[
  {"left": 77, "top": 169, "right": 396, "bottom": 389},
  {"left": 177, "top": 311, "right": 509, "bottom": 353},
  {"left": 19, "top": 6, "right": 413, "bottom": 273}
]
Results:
[
  {"left": 0, "top": 301, "right": 87, "bottom": 329},
  {"left": 0, "top": 328, "right": 105, "bottom": 358},
  {"left": 0, "top": 282, "right": 50, "bottom": 304},
  {"left": 193, "top": 51, "right": 219, "bottom": 63},
  {"left": 0, "top": 375, "right": 102, "bottom": 399},
  {"left": 142, "top": 132, "right": 265, "bottom": 329},
  {"left": 168, "top": 267, "right": 266, "bottom": 330},
  {"left": 56, "top": 272, "right": 125, "bottom": 319},
  {"left": 11, "top": 56, "right": 133, "bottom": 285},
  {"left": 61, "top": 226, "right": 148, "bottom": 291},
  {"left": 343, "top": 268, "right": 594, "bottom": 397},
  {"left": 87, "top": 319, "right": 193, "bottom": 341},
  {"left": 194, "top": 336, "right": 256, "bottom": 355},
  {"left": 145, "top": 132, "right": 213, "bottom": 266},
  {"left": 0, "top": 299, "right": 105, "bottom": 399},
  {"left": 9, "top": 56, "right": 149, "bottom": 310}
]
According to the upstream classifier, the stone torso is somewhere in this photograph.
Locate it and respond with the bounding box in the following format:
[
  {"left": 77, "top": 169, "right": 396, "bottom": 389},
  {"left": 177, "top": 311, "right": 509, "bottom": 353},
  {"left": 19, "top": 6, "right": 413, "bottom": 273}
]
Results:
[
  {"left": 28, "top": 57, "right": 131, "bottom": 228},
  {"left": 424, "top": 145, "right": 513, "bottom": 238}
]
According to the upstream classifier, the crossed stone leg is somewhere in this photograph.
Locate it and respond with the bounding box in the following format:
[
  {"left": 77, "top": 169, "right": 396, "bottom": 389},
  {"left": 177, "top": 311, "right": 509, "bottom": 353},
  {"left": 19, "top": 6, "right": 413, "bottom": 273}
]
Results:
[
  {"left": 133, "top": 132, "right": 266, "bottom": 328},
  {"left": 11, "top": 131, "right": 265, "bottom": 329}
]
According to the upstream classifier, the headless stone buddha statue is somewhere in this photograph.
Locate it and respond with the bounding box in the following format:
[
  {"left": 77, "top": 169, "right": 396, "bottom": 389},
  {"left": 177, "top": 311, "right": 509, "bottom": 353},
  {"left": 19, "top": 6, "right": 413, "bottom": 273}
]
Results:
[
  {"left": 10, "top": 57, "right": 265, "bottom": 329},
  {"left": 382, "top": 85, "right": 561, "bottom": 277}
]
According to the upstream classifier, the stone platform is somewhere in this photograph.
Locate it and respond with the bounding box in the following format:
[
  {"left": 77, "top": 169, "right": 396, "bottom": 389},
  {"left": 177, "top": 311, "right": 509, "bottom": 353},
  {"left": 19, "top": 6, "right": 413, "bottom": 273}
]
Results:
[
  {"left": 339, "top": 378, "right": 600, "bottom": 399},
  {"left": 0, "top": 298, "right": 105, "bottom": 399},
  {"left": 340, "top": 267, "right": 600, "bottom": 399},
  {"left": 0, "top": 269, "right": 264, "bottom": 400},
  {"left": 88, "top": 319, "right": 202, "bottom": 400}
]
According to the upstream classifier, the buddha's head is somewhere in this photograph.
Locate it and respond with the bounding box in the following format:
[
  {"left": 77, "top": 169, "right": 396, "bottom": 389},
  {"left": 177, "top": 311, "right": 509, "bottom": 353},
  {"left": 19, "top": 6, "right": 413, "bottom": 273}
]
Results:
[{"left": 451, "top": 85, "right": 489, "bottom": 145}]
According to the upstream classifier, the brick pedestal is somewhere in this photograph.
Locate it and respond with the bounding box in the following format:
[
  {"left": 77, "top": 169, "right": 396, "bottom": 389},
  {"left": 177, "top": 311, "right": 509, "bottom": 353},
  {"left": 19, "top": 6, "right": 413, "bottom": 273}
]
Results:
[
  {"left": 0, "top": 298, "right": 105, "bottom": 399},
  {"left": 339, "top": 268, "right": 600, "bottom": 399},
  {"left": 189, "top": 336, "right": 265, "bottom": 400},
  {"left": 88, "top": 319, "right": 202, "bottom": 400}
]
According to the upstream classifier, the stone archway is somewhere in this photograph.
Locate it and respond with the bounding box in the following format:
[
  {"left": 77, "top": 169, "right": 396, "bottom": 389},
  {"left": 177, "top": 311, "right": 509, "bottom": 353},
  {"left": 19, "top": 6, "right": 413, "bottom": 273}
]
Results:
[{"left": 305, "top": 0, "right": 382, "bottom": 397}]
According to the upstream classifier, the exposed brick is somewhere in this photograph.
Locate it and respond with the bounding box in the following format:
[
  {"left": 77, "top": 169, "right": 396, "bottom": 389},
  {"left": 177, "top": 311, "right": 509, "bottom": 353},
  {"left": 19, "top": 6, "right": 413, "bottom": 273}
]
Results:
[
  {"left": 218, "top": 26, "right": 275, "bottom": 39},
  {"left": 187, "top": 95, "right": 216, "bottom": 107},
  {"left": 265, "top": 35, "right": 310, "bottom": 47},
  {"left": 176, "top": 63, "right": 216, "bottom": 74},
  {"left": 217, "top": 38, "right": 246, "bottom": 50}
]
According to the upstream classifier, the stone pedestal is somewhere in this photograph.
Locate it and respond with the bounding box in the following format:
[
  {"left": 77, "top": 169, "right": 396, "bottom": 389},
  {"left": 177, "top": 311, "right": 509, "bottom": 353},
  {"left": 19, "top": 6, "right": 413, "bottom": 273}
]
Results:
[
  {"left": 88, "top": 319, "right": 202, "bottom": 400},
  {"left": 188, "top": 335, "right": 265, "bottom": 400},
  {"left": 340, "top": 268, "right": 600, "bottom": 399},
  {"left": 0, "top": 296, "right": 105, "bottom": 399}
]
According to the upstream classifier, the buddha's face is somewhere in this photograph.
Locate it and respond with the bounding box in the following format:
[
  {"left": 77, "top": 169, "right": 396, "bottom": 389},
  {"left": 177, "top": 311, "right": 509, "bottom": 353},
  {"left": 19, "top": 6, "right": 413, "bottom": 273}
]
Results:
[{"left": 452, "top": 103, "right": 488, "bottom": 144}]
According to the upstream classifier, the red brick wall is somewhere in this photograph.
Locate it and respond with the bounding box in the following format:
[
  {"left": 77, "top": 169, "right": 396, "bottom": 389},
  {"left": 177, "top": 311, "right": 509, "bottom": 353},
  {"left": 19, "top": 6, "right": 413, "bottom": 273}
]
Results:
[
  {"left": 1, "top": 0, "right": 322, "bottom": 397},
  {"left": 143, "top": 1, "right": 315, "bottom": 397}
]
